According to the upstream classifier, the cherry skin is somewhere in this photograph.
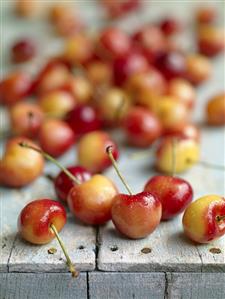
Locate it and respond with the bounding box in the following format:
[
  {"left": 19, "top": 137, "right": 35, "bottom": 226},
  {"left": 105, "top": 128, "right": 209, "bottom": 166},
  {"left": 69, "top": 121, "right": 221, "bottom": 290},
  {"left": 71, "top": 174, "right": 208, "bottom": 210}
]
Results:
[
  {"left": 159, "top": 18, "right": 182, "bottom": 36},
  {"left": 68, "top": 174, "right": 118, "bottom": 225},
  {"left": 206, "top": 93, "right": 225, "bottom": 126},
  {"left": 97, "top": 27, "right": 132, "bottom": 60},
  {"left": 39, "top": 119, "right": 75, "bottom": 158},
  {"left": 112, "top": 191, "right": 162, "bottom": 239},
  {"left": 0, "top": 137, "right": 44, "bottom": 188},
  {"left": 54, "top": 166, "right": 92, "bottom": 202},
  {"left": 18, "top": 199, "right": 66, "bottom": 245},
  {"left": 11, "top": 38, "right": 36, "bottom": 63},
  {"left": 0, "top": 72, "right": 32, "bottom": 105},
  {"left": 122, "top": 106, "right": 162, "bottom": 147},
  {"left": 113, "top": 51, "right": 149, "bottom": 86},
  {"left": 144, "top": 175, "right": 193, "bottom": 220},
  {"left": 66, "top": 105, "right": 102, "bottom": 137}
]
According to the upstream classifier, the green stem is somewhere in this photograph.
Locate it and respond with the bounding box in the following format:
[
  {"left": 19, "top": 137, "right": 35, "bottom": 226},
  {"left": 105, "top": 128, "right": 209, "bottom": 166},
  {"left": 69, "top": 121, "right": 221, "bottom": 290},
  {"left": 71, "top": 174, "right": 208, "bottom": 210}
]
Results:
[
  {"left": 198, "top": 161, "right": 225, "bottom": 171},
  {"left": 50, "top": 224, "right": 79, "bottom": 278},
  {"left": 106, "top": 146, "right": 133, "bottom": 195},
  {"left": 171, "top": 137, "right": 177, "bottom": 177},
  {"left": 19, "top": 142, "right": 81, "bottom": 185}
]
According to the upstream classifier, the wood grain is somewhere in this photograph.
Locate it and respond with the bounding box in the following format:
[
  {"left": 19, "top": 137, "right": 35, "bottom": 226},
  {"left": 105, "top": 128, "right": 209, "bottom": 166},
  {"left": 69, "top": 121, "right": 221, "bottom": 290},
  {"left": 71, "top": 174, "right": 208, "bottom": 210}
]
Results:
[
  {"left": 88, "top": 272, "right": 165, "bottom": 299},
  {"left": 0, "top": 273, "right": 87, "bottom": 299}
]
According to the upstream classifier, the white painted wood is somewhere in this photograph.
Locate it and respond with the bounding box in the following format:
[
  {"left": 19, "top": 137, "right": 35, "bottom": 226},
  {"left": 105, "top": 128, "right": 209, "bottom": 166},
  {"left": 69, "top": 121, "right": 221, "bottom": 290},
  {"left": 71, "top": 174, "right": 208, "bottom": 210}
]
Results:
[
  {"left": 167, "top": 273, "right": 225, "bottom": 299},
  {"left": 88, "top": 272, "right": 166, "bottom": 299},
  {"left": 0, "top": 273, "right": 87, "bottom": 299}
]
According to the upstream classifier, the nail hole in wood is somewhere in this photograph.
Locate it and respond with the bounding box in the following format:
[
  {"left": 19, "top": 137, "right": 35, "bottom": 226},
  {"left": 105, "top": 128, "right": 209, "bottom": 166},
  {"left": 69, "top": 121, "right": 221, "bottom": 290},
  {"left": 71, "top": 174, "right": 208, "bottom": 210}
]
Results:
[
  {"left": 110, "top": 245, "right": 118, "bottom": 252},
  {"left": 141, "top": 247, "right": 152, "bottom": 254},
  {"left": 209, "top": 247, "right": 221, "bottom": 254},
  {"left": 78, "top": 245, "right": 85, "bottom": 250}
]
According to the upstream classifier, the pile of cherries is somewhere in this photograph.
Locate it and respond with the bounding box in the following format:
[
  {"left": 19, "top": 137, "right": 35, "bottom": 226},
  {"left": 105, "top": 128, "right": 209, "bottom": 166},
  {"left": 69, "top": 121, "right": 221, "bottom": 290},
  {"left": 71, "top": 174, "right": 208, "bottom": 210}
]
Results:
[{"left": 1, "top": 0, "right": 225, "bottom": 277}]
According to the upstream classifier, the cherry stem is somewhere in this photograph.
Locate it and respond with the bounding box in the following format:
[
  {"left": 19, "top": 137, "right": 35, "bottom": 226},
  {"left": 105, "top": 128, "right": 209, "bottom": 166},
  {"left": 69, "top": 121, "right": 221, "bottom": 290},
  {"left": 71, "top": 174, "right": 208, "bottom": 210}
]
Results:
[
  {"left": 171, "top": 137, "right": 177, "bottom": 177},
  {"left": 114, "top": 95, "right": 125, "bottom": 122},
  {"left": 28, "top": 111, "right": 34, "bottom": 128},
  {"left": 18, "top": 142, "right": 81, "bottom": 185},
  {"left": 216, "top": 215, "right": 225, "bottom": 222},
  {"left": 106, "top": 145, "right": 133, "bottom": 195},
  {"left": 197, "top": 161, "right": 225, "bottom": 171},
  {"left": 50, "top": 224, "right": 79, "bottom": 278}
]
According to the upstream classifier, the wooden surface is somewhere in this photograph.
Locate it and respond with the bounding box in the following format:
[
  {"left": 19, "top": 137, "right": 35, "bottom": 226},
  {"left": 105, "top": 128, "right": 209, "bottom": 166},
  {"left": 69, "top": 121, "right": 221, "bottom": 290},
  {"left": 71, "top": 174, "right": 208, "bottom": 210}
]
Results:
[{"left": 0, "top": 0, "right": 225, "bottom": 298}]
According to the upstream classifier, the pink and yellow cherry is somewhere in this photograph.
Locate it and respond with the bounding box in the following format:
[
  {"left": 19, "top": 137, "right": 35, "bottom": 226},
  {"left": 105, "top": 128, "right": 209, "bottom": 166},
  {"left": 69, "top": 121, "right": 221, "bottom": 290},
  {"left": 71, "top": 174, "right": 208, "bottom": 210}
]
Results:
[
  {"left": 39, "top": 90, "right": 76, "bottom": 118},
  {"left": 39, "top": 119, "right": 75, "bottom": 158},
  {"left": 186, "top": 54, "right": 212, "bottom": 85},
  {"left": 11, "top": 38, "right": 36, "bottom": 63},
  {"left": 0, "top": 72, "right": 31, "bottom": 105},
  {"left": 54, "top": 166, "right": 92, "bottom": 202},
  {"left": 63, "top": 33, "right": 94, "bottom": 66},
  {"left": 100, "top": 0, "right": 141, "bottom": 19},
  {"left": 97, "top": 27, "right": 132, "bottom": 60},
  {"left": 15, "top": 0, "right": 40, "bottom": 18},
  {"left": 107, "top": 146, "right": 162, "bottom": 239},
  {"left": 125, "top": 68, "right": 167, "bottom": 104},
  {"left": 97, "top": 88, "right": 131, "bottom": 127},
  {"left": 196, "top": 7, "right": 217, "bottom": 25},
  {"left": 63, "top": 75, "right": 93, "bottom": 105},
  {"left": 33, "top": 61, "right": 71, "bottom": 95},
  {"left": 197, "top": 25, "right": 225, "bottom": 57},
  {"left": 144, "top": 175, "right": 193, "bottom": 220},
  {"left": 156, "top": 137, "right": 200, "bottom": 174},
  {"left": 182, "top": 195, "right": 225, "bottom": 243},
  {"left": 18, "top": 198, "right": 78, "bottom": 277},
  {"left": 68, "top": 174, "right": 118, "bottom": 225},
  {"left": 9, "top": 102, "right": 44, "bottom": 138},
  {"left": 0, "top": 137, "right": 44, "bottom": 187},
  {"left": 19, "top": 143, "right": 118, "bottom": 226},
  {"left": 167, "top": 79, "right": 196, "bottom": 110},
  {"left": 66, "top": 105, "right": 102, "bottom": 137},
  {"left": 206, "top": 93, "right": 225, "bottom": 126},
  {"left": 86, "top": 60, "right": 113, "bottom": 87},
  {"left": 122, "top": 106, "right": 162, "bottom": 147},
  {"left": 113, "top": 51, "right": 149, "bottom": 86},
  {"left": 154, "top": 97, "right": 190, "bottom": 133},
  {"left": 77, "top": 131, "right": 119, "bottom": 173}
]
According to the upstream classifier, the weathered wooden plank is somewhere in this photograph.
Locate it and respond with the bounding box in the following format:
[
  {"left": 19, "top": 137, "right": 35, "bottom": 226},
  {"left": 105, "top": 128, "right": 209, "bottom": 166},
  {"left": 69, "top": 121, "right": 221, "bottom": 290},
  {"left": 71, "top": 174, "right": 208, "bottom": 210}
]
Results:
[
  {"left": 0, "top": 272, "right": 87, "bottom": 299},
  {"left": 167, "top": 273, "right": 225, "bottom": 299},
  {"left": 88, "top": 272, "right": 165, "bottom": 299}
]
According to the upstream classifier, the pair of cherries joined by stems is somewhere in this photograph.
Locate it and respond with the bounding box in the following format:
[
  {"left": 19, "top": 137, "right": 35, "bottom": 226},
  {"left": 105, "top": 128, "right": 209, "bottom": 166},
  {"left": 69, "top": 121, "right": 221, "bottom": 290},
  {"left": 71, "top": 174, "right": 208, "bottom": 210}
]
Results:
[{"left": 18, "top": 141, "right": 225, "bottom": 278}]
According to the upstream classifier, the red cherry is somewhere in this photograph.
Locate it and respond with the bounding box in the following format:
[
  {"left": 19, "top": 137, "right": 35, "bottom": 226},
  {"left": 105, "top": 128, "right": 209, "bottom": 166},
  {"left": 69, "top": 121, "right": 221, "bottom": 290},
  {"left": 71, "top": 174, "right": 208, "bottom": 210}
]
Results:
[
  {"left": 11, "top": 38, "right": 36, "bottom": 63},
  {"left": 66, "top": 105, "right": 102, "bottom": 137},
  {"left": 155, "top": 51, "right": 186, "bottom": 80},
  {"left": 54, "top": 166, "right": 92, "bottom": 202},
  {"left": 144, "top": 175, "right": 193, "bottom": 220},
  {"left": 123, "top": 107, "right": 162, "bottom": 147},
  {"left": 113, "top": 51, "right": 149, "bottom": 86},
  {"left": 159, "top": 18, "right": 182, "bottom": 36},
  {"left": 97, "top": 27, "right": 132, "bottom": 60}
]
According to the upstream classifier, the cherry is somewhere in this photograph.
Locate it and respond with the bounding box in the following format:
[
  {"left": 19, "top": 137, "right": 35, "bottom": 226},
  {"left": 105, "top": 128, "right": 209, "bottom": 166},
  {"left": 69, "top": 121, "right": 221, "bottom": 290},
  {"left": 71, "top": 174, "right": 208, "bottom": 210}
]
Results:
[
  {"left": 0, "top": 72, "right": 32, "bottom": 106},
  {"left": 155, "top": 51, "right": 186, "bottom": 80},
  {"left": 11, "top": 38, "right": 36, "bottom": 63},
  {"left": 107, "top": 146, "right": 162, "bottom": 239},
  {"left": 54, "top": 166, "right": 92, "bottom": 202},
  {"left": 159, "top": 18, "right": 182, "bottom": 36},
  {"left": 66, "top": 105, "right": 102, "bottom": 137},
  {"left": 97, "top": 27, "right": 132, "bottom": 60},
  {"left": 39, "top": 119, "right": 75, "bottom": 158},
  {"left": 18, "top": 198, "right": 78, "bottom": 277},
  {"left": 101, "top": 0, "right": 141, "bottom": 19},
  {"left": 19, "top": 143, "right": 118, "bottom": 225},
  {"left": 122, "top": 106, "right": 162, "bottom": 147},
  {"left": 113, "top": 51, "right": 149, "bottom": 86}
]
